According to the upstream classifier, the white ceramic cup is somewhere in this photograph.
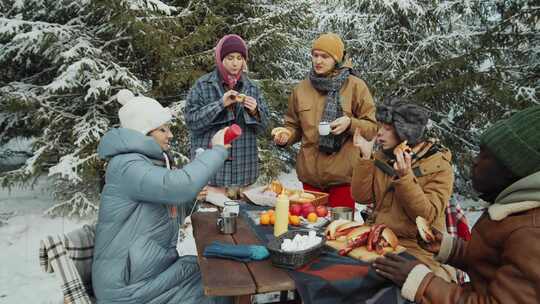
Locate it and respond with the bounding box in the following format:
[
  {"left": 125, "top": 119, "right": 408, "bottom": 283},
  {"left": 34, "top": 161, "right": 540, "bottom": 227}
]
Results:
[{"left": 319, "top": 122, "right": 331, "bottom": 136}]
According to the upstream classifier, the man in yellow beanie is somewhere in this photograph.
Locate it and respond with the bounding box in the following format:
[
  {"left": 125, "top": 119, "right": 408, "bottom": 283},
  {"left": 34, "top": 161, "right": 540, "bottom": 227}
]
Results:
[
  {"left": 373, "top": 105, "right": 540, "bottom": 304},
  {"left": 272, "top": 33, "right": 377, "bottom": 209}
]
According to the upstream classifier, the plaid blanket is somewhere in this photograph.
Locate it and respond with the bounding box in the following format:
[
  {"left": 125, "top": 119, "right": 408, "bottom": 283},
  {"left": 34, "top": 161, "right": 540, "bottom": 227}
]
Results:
[
  {"left": 446, "top": 196, "right": 471, "bottom": 241},
  {"left": 241, "top": 205, "right": 410, "bottom": 304},
  {"left": 39, "top": 224, "right": 96, "bottom": 304},
  {"left": 446, "top": 196, "right": 471, "bottom": 284},
  {"left": 290, "top": 251, "right": 413, "bottom": 304}
]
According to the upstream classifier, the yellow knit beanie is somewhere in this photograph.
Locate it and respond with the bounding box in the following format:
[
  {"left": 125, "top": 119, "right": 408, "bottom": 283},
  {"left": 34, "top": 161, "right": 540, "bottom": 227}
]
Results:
[{"left": 312, "top": 33, "right": 345, "bottom": 63}]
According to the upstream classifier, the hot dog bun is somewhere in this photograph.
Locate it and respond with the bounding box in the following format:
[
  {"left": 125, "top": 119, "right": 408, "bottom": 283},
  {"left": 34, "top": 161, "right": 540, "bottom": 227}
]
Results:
[
  {"left": 271, "top": 127, "right": 292, "bottom": 138},
  {"left": 346, "top": 226, "right": 371, "bottom": 242},
  {"left": 416, "top": 216, "right": 435, "bottom": 243},
  {"left": 393, "top": 140, "right": 412, "bottom": 155},
  {"left": 381, "top": 227, "right": 399, "bottom": 249},
  {"left": 235, "top": 94, "right": 246, "bottom": 102},
  {"left": 325, "top": 219, "right": 351, "bottom": 240}
]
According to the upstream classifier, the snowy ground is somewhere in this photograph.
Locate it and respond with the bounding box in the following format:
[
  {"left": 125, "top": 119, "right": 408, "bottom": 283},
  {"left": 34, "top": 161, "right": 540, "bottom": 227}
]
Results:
[
  {"left": 0, "top": 178, "right": 95, "bottom": 304},
  {"left": 0, "top": 171, "right": 484, "bottom": 304}
]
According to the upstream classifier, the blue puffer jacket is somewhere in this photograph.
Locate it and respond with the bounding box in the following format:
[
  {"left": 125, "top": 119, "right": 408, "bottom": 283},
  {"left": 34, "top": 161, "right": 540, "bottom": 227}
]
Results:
[{"left": 92, "top": 128, "right": 230, "bottom": 304}]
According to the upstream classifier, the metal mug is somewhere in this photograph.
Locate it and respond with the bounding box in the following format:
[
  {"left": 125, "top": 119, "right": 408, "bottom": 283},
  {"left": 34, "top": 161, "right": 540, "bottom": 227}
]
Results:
[
  {"left": 330, "top": 207, "right": 354, "bottom": 221},
  {"left": 223, "top": 201, "right": 240, "bottom": 217},
  {"left": 217, "top": 214, "right": 237, "bottom": 234}
]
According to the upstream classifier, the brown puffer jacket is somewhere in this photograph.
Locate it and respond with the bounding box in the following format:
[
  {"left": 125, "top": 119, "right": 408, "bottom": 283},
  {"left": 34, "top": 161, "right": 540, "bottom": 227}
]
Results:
[
  {"left": 351, "top": 142, "right": 455, "bottom": 281},
  {"left": 405, "top": 203, "right": 540, "bottom": 303},
  {"left": 282, "top": 72, "right": 377, "bottom": 188}
]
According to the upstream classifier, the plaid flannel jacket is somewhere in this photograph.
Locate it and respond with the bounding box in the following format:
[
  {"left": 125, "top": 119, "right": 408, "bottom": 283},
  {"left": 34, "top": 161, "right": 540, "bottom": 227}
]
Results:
[
  {"left": 39, "top": 224, "right": 96, "bottom": 304},
  {"left": 184, "top": 70, "right": 269, "bottom": 186}
]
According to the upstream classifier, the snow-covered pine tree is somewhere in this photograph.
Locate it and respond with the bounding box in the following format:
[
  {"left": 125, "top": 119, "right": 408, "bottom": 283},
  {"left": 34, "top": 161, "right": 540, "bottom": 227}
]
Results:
[
  {"left": 0, "top": 0, "right": 152, "bottom": 216},
  {"left": 0, "top": 0, "right": 312, "bottom": 216},
  {"left": 110, "top": 0, "right": 312, "bottom": 181},
  {"left": 312, "top": 0, "right": 539, "bottom": 194}
]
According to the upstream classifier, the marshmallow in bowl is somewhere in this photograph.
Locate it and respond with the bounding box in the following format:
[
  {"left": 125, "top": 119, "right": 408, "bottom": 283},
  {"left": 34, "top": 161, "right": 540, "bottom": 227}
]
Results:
[{"left": 281, "top": 230, "right": 322, "bottom": 252}]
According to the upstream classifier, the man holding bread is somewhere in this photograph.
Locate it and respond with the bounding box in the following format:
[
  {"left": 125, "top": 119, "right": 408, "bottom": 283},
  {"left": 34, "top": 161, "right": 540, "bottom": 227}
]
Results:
[
  {"left": 351, "top": 99, "right": 456, "bottom": 282},
  {"left": 373, "top": 105, "right": 540, "bottom": 304},
  {"left": 272, "top": 33, "right": 377, "bottom": 209}
]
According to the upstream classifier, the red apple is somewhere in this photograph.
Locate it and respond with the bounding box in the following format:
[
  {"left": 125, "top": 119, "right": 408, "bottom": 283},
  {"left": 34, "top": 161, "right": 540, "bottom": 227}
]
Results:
[
  {"left": 301, "top": 202, "right": 313, "bottom": 211},
  {"left": 289, "top": 204, "right": 302, "bottom": 216},
  {"left": 315, "top": 205, "right": 328, "bottom": 217},
  {"left": 301, "top": 204, "right": 316, "bottom": 218}
]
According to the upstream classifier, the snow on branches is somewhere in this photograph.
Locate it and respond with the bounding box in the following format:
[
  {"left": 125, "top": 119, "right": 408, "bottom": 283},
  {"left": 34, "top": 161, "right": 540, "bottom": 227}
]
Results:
[{"left": 0, "top": 0, "right": 144, "bottom": 216}]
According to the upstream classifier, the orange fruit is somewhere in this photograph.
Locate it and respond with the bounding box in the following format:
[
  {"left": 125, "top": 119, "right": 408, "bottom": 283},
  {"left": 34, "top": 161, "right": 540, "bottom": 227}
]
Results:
[
  {"left": 290, "top": 215, "right": 301, "bottom": 226},
  {"left": 267, "top": 209, "right": 275, "bottom": 215},
  {"left": 270, "top": 214, "right": 276, "bottom": 225},
  {"left": 307, "top": 212, "right": 318, "bottom": 223},
  {"left": 260, "top": 213, "right": 270, "bottom": 225}
]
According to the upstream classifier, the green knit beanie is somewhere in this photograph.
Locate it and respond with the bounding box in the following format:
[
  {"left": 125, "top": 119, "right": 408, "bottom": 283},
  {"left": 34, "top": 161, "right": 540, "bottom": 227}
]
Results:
[{"left": 480, "top": 105, "right": 540, "bottom": 178}]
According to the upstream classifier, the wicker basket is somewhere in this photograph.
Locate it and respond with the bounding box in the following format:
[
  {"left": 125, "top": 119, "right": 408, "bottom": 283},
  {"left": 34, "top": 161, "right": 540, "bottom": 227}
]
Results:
[
  {"left": 289, "top": 190, "right": 329, "bottom": 207},
  {"left": 266, "top": 229, "right": 326, "bottom": 269}
]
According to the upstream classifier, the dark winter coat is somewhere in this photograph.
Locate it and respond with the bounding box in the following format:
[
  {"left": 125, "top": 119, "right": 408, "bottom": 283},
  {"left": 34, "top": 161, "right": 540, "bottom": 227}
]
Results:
[
  {"left": 406, "top": 171, "right": 540, "bottom": 304},
  {"left": 92, "top": 128, "right": 230, "bottom": 304},
  {"left": 184, "top": 70, "right": 269, "bottom": 187}
]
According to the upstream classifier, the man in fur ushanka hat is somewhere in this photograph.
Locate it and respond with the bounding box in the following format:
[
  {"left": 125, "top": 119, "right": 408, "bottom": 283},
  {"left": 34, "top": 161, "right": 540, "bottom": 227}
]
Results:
[
  {"left": 373, "top": 105, "right": 540, "bottom": 304},
  {"left": 352, "top": 98, "right": 457, "bottom": 283}
]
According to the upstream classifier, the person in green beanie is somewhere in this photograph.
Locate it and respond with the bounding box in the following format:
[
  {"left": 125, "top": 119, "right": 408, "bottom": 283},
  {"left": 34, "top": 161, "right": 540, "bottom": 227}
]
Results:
[{"left": 372, "top": 105, "right": 540, "bottom": 303}]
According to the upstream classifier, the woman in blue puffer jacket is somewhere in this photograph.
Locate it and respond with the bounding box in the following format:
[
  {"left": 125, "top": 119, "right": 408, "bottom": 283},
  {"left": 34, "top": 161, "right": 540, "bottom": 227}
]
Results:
[{"left": 92, "top": 89, "right": 231, "bottom": 304}]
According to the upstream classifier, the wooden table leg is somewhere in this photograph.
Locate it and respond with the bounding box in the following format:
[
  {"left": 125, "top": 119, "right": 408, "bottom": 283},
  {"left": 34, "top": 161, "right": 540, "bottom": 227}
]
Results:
[{"left": 234, "top": 295, "right": 251, "bottom": 304}]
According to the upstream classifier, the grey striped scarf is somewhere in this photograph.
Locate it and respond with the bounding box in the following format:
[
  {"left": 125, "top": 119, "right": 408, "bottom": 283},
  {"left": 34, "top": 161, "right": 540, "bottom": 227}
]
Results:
[{"left": 309, "top": 68, "right": 351, "bottom": 153}]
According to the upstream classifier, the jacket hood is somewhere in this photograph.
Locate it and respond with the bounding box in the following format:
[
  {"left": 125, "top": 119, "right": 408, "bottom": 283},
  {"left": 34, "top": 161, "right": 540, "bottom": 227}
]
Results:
[
  {"left": 489, "top": 171, "right": 540, "bottom": 220},
  {"left": 97, "top": 128, "right": 163, "bottom": 160}
]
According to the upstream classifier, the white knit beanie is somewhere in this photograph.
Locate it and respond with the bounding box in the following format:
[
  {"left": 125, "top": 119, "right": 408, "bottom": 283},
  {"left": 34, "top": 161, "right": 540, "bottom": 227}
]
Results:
[{"left": 116, "top": 89, "right": 173, "bottom": 135}]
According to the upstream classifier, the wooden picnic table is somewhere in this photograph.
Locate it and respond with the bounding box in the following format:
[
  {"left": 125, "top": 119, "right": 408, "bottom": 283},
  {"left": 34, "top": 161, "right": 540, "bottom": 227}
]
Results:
[{"left": 192, "top": 210, "right": 296, "bottom": 303}]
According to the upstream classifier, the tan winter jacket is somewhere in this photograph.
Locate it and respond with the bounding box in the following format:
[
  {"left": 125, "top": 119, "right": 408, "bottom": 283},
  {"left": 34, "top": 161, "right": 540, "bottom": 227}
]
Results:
[
  {"left": 351, "top": 142, "right": 455, "bottom": 281},
  {"left": 283, "top": 72, "right": 377, "bottom": 188},
  {"left": 401, "top": 172, "right": 540, "bottom": 304}
]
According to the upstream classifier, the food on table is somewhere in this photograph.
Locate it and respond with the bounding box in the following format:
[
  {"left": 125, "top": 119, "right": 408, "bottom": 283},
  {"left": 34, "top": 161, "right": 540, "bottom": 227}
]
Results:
[
  {"left": 333, "top": 222, "right": 365, "bottom": 241},
  {"left": 260, "top": 180, "right": 320, "bottom": 206},
  {"left": 315, "top": 205, "right": 328, "bottom": 217},
  {"left": 335, "top": 223, "right": 399, "bottom": 256},
  {"left": 300, "top": 202, "right": 316, "bottom": 218},
  {"left": 289, "top": 191, "right": 316, "bottom": 203},
  {"left": 325, "top": 220, "right": 403, "bottom": 261},
  {"left": 270, "top": 213, "right": 276, "bottom": 225},
  {"left": 281, "top": 230, "right": 321, "bottom": 252},
  {"left": 416, "top": 216, "right": 435, "bottom": 243},
  {"left": 324, "top": 219, "right": 353, "bottom": 240},
  {"left": 307, "top": 212, "right": 318, "bottom": 223},
  {"left": 266, "top": 180, "right": 283, "bottom": 194},
  {"left": 260, "top": 213, "right": 270, "bottom": 225},
  {"left": 289, "top": 215, "right": 301, "bottom": 226},
  {"left": 289, "top": 204, "right": 302, "bottom": 216}
]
